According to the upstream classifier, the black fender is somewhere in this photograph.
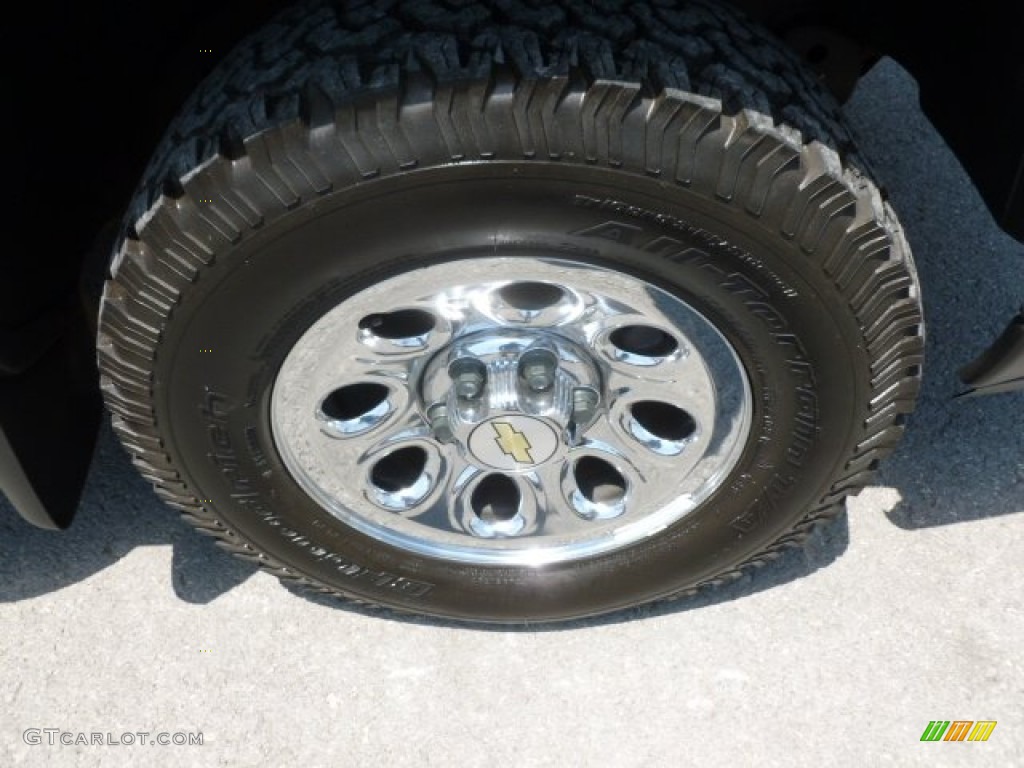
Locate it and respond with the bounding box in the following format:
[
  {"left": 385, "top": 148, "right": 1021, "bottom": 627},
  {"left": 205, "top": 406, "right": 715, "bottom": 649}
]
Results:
[{"left": 0, "top": 298, "right": 101, "bottom": 529}]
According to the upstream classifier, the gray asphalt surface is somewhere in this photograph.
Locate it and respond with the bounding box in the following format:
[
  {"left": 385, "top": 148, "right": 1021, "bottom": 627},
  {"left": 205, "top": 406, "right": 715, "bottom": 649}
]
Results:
[{"left": 1, "top": 59, "right": 1022, "bottom": 768}]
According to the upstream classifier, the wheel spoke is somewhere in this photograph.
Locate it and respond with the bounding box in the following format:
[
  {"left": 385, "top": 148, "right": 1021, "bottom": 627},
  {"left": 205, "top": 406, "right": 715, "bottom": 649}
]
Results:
[
  {"left": 521, "top": 461, "right": 566, "bottom": 534},
  {"left": 320, "top": 402, "right": 424, "bottom": 461}
]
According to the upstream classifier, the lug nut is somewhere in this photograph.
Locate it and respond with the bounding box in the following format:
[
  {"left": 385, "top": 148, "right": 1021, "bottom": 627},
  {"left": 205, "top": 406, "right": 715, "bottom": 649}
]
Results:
[
  {"left": 518, "top": 348, "right": 558, "bottom": 392},
  {"left": 427, "top": 403, "right": 454, "bottom": 444},
  {"left": 571, "top": 387, "right": 600, "bottom": 426},
  {"left": 566, "top": 387, "right": 600, "bottom": 445},
  {"left": 448, "top": 357, "right": 487, "bottom": 400}
]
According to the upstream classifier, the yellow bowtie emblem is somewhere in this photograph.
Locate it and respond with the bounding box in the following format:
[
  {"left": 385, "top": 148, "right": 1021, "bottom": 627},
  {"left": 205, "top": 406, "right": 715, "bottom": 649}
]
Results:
[{"left": 492, "top": 421, "right": 534, "bottom": 464}]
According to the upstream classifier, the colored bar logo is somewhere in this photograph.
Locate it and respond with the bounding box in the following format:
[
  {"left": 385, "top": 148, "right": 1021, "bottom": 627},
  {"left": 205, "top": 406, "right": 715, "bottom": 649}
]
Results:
[{"left": 920, "top": 721, "right": 997, "bottom": 742}]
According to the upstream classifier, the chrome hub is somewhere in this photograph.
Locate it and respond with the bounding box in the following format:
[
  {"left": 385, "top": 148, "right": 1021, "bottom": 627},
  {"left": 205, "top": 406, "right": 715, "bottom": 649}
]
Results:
[
  {"left": 420, "top": 329, "right": 603, "bottom": 471},
  {"left": 270, "top": 257, "right": 752, "bottom": 566}
]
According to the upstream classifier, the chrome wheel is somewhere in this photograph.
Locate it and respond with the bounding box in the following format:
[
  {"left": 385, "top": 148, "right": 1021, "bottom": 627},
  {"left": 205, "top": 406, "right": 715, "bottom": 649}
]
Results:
[{"left": 271, "top": 257, "right": 752, "bottom": 566}]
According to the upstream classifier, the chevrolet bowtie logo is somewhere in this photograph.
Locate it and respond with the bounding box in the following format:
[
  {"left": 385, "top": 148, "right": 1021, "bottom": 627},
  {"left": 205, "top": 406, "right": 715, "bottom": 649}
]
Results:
[{"left": 492, "top": 421, "right": 534, "bottom": 464}]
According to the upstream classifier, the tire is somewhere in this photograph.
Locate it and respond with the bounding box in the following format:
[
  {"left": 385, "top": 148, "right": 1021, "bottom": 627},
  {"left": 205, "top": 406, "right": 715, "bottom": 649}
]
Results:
[{"left": 98, "top": 0, "right": 924, "bottom": 623}]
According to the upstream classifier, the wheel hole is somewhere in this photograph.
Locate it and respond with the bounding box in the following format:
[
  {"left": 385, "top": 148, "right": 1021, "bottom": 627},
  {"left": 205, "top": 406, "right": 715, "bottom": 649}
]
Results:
[
  {"left": 370, "top": 447, "right": 427, "bottom": 493},
  {"left": 471, "top": 474, "right": 520, "bottom": 522},
  {"left": 499, "top": 281, "right": 565, "bottom": 310},
  {"left": 321, "top": 383, "right": 389, "bottom": 421},
  {"left": 358, "top": 309, "right": 435, "bottom": 339},
  {"left": 609, "top": 325, "right": 678, "bottom": 357},
  {"left": 631, "top": 401, "right": 697, "bottom": 442},
  {"left": 574, "top": 457, "right": 626, "bottom": 505}
]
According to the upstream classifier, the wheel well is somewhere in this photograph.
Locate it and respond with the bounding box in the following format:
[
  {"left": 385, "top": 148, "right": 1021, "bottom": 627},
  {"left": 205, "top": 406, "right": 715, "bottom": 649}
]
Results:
[
  {"left": 734, "top": 0, "right": 1024, "bottom": 239},
  {"left": 6, "top": 0, "right": 1024, "bottom": 326}
]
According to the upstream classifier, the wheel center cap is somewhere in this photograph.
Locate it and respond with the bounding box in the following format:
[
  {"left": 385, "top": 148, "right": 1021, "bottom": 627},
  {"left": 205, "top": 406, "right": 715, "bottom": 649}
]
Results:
[{"left": 468, "top": 415, "right": 559, "bottom": 470}]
